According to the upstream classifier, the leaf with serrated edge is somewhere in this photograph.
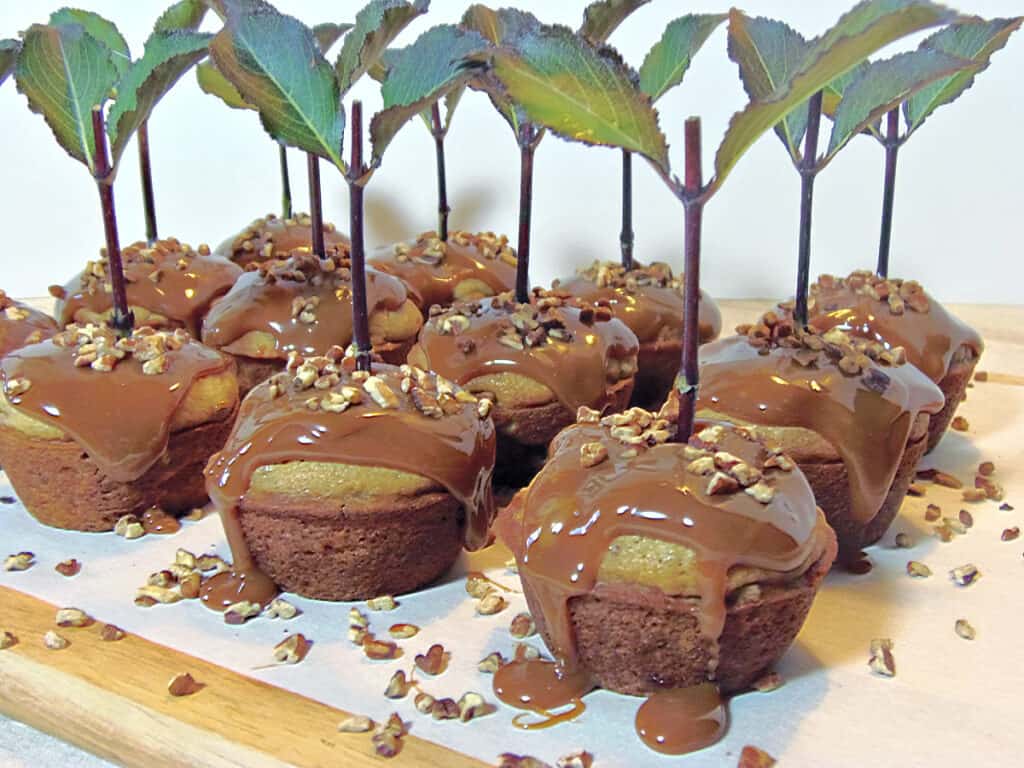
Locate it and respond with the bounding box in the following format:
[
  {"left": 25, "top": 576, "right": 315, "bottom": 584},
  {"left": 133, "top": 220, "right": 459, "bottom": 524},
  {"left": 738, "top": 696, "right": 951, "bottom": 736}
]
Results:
[
  {"left": 373, "top": 25, "right": 487, "bottom": 163},
  {"left": 313, "top": 23, "right": 353, "bottom": 54},
  {"left": 107, "top": 31, "right": 212, "bottom": 169},
  {"left": 580, "top": 0, "right": 651, "bottom": 44},
  {"left": 335, "top": 0, "right": 429, "bottom": 95},
  {"left": 826, "top": 49, "right": 974, "bottom": 161},
  {"left": 0, "top": 39, "right": 19, "bottom": 88},
  {"left": 211, "top": 3, "right": 345, "bottom": 170},
  {"left": 153, "top": 0, "right": 208, "bottom": 33},
  {"left": 196, "top": 60, "right": 252, "bottom": 110},
  {"left": 727, "top": 14, "right": 808, "bottom": 161},
  {"left": 822, "top": 60, "right": 870, "bottom": 116},
  {"left": 642, "top": 13, "right": 726, "bottom": 102},
  {"left": 905, "top": 16, "right": 1023, "bottom": 135},
  {"left": 485, "top": 24, "right": 669, "bottom": 171},
  {"left": 49, "top": 8, "right": 131, "bottom": 75},
  {"left": 712, "top": 1, "right": 955, "bottom": 195},
  {"left": 15, "top": 23, "right": 120, "bottom": 173}
]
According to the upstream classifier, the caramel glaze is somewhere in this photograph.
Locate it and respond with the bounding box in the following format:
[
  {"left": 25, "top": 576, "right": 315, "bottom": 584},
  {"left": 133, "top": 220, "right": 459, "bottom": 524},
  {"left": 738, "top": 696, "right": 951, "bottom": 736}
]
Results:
[
  {"left": 369, "top": 230, "right": 517, "bottom": 313},
  {"left": 52, "top": 239, "right": 243, "bottom": 337},
  {"left": 0, "top": 291, "right": 57, "bottom": 358},
  {"left": 214, "top": 212, "right": 351, "bottom": 268},
  {"left": 202, "top": 358, "right": 496, "bottom": 610},
  {"left": 553, "top": 260, "right": 722, "bottom": 344},
  {"left": 201, "top": 251, "right": 413, "bottom": 360},
  {"left": 410, "top": 293, "right": 639, "bottom": 413},
  {"left": 0, "top": 325, "right": 234, "bottom": 482},
  {"left": 698, "top": 325, "right": 943, "bottom": 524},
  {"left": 635, "top": 684, "right": 727, "bottom": 755},
  {"left": 798, "top": 271, "right": 983, "bottom": 383}
]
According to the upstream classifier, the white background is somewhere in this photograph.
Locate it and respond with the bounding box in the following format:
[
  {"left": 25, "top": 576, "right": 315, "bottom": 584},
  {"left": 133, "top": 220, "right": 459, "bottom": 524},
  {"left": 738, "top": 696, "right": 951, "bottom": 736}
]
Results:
[{"left": 0, "top": 0, "right": 1021, "bottom": 302}]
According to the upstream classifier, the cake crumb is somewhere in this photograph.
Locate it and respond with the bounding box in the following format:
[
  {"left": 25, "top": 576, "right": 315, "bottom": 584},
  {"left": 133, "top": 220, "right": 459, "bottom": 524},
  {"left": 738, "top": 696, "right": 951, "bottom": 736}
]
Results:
[
  {"left": 868, "top": 638, "right": 895, "bottom": 677},
  {"left": 955, "top": 619, "right": 976, "bottom": 640},
  {"left": 738, "top": 745, "right": 777, "bottom": 767}
]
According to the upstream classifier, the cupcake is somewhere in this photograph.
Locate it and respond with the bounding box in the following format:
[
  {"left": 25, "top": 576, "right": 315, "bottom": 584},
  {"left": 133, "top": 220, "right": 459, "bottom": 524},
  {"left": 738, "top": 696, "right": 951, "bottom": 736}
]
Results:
[
  {"left": 0, "top": 290, "right": 57, "bottom": 357},
  {"left": 797, "top": 271, "right": 982, "bottom": 452},
  {"left": 213, "top": 212, "right": 350, "bottom": 268},
  {"left": 0, "top": 324, "right": 239, "bottom": 531},
  {"left": 553, "top": 260, "right": 722, "bottom": 407},
  {"left": 201, "top": 251, "right": 423, "bottom": 394},
  {"left": 52, "top": 238, "right": 242, "bottom": 337},
  {"left": 407, "top": 292, "right": 639, "bottom": 485},
  {"left": 498, "top": 410, "right": 836, "bottom": 700},
  {"left": 369, "top": 230, "right": 517, "bottom": 315},
  {"left": 696, "top": 316, "right": 944, "bottom": 555},
  {"left": 202, "top": 355, "right": 496, "bottom": 606}
]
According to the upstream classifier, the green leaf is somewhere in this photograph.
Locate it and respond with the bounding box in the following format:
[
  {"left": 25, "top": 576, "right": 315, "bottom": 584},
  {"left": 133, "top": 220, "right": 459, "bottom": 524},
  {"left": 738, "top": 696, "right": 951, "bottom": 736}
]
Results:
[
  {"left": 822, "top": 60, "right": 869, "bottom": 116},
  {"left": 726, "top": 15, "right": 809, "bottom": 161},
  {"left": 49, "top": 8, "right": 130, "bottom": 76},
  {"left": 14, "top": 23, "right": 120, "bottom": 173},
  {"left": 579, "top": 0, "right": 650, "bottom": 44},
  {"left": 0, "top": 39, "right": 19, "bottom": 88},
  {"left": 153, "top": 0, "right": 209, "bottom": 33},
  {"left": 107, "top": 30, "right": 213, "bottom": 170},
  {"left": 826, "top": 49, "right": 974, "bottom": 160},
  {"left": 372, "top": 25, "right": 487, "bottom": 163},
  {"left": 335, "top": 0, "right": 429, "bottom": 95},
  {"left": 641, "top": 13, "right": 727, "bottom": 102},
  {"left": 712, "top": 1, "right": 956, "bottom": 194},
  {"left": 196, "top": 60, "right": 253, "bottom": 109},
  {"left": 313, "top": 22, "right": 353, "bottom": 53},
  {"left": 483, "top": 24, "right": 669, "bottom": 172},
  {"left": 211, "top": 2, "right": 346, "bottom": 170},
  {"left": 905, "top": 16, "right": 1024, "bottom": 134}
]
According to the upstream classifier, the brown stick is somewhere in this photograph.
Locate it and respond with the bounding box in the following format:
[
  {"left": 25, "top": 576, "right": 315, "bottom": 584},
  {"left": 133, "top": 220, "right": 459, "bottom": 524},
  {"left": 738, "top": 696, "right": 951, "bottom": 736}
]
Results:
[
  {"left": 348, "top": 100, "right": 371, "bottom": 372},
  {"left": 91, "top": 106, "right": 132, "bottom": 336},
  {"left": 675, "top": 117, "right": 704, "bottom": 443},
  {"left": 137, "top": 121, "right": 158, "bottom": 245},
  {"left": 430, "top": 102, "right": 449, "bottom": 242},
  {"left": 307, "top": 152, "right": 325, "bottom": 258},
  {"left": 515, "top": 123, "right": 536, "bottom": 305}
]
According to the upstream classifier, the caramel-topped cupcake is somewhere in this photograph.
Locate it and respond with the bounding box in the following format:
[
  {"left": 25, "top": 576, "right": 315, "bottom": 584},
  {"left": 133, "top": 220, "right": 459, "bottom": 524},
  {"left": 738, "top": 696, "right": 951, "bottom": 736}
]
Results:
[
  {"left": 52, "top": 238, "right": 242, "bottom": 337},
  {"left": 407, "top": 292, "right": 639, "bottom": 485},
  {"left": 794, "top": 271, "right": 982, "bottom": 452},
  {"left": 496, "top": 411, "right": 835, "bottom": 752},
  {"left": 201, "top": 251, "right": 423, "bottom": 394},
  {"left": 696, "top": 316, "right": 944, "bottom": 555},
  {"left": 202, "top": 355, "right": 495, "bottom": 606},
  {"left": 369, "top": 230, "right": 517, "bottom": 314},
  {"left": 0, "top": 290, "right": 57, "bottom": 358},
  {"left": 214, "top": 212, "right": 350, "bottom": 268},
  {"left": 553, "top": 260, "right": 722, "bottom": 406},
  {"left": 0, "top": 324, "right": 238, "bottom": 531}
]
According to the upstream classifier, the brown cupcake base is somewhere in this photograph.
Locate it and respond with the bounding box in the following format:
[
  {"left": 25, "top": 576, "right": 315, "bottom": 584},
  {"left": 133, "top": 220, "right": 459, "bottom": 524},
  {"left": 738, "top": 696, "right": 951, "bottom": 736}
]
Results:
[
  {"left": 524, "top": 537, "right": 836, "bottom": 696},
  {"left": 926, "top": 345, "right": 979, "bottom": 454},
  {"left": 0, "top": 411, "right": 237, "bottom": 532},
  {"left": 234, "top": 490, "right": 464, "bottom": 601}
]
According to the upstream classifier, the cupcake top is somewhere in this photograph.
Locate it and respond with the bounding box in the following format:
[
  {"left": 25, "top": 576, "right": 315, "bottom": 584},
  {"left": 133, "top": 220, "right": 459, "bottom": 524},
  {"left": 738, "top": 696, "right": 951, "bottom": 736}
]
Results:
[
  {"left": 214, "top": 212, "right": 351, "bottom": 267},
  {"left": 796, "top": 270, "right": 983, "bottom": 382},
  {"left": 698, "top": 315, "right": 944, "bottom": 524},
  {"left": 369, "top": 230, "right": 518, "bottom": 312},
  {"left": 553, "top": 260, "right": 722, "bottom": 344},
  {"left": 52, "top": 238, "right": 243, "bottom": 337},
  {"left": 499, "top": 409, "right": 830, "bottom": 670},
  {"left": 206, "top": 356, "right": 496, "bottom": 551},
  {"left": 0, "top": 324, "right": 236, "bottom": 481},
  {"left": 201, "top": 250, "right": 421, "bottom": 360},
  {"left": 0, "top": 290, "right": 58, "bottom": 358},
  {"left": 409, "top": 291, "right": 640, "bottom": 413}
]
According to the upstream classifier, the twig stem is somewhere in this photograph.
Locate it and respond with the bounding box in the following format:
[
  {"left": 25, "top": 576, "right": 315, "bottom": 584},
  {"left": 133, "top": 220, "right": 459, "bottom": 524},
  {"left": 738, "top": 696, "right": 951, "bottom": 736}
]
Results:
[
  {"left": 676, "top": 117, "right": 704, "bottom": 443},
  {"left": 620, "top": 149, "right": 634, "bottom": 269},
  {"left": 91, "top": 106, "right": 132, "bottom": 336},
  {"left": 137, "top": 121, "right": 158, "bottom": 245},
  {"left": 307, "top": 152, "right": 325, "bottom": 258},
  {"left": 876, "top": 107, "right": 900, "bottom": 278},
  {"left": 515, "top": 124, "right": 537, "bottom": 304},
  {"left": 431, "top": 102, "right": 449, "bottom": 242},
  {"left": 348, "top": 101, "right": 371, "bottom": 372},
  {"left": 279, "top": 144, "right": 292, "bottom": 219},
  {"left": 794, "top": 91, "right": 823, "bottom": 328}
]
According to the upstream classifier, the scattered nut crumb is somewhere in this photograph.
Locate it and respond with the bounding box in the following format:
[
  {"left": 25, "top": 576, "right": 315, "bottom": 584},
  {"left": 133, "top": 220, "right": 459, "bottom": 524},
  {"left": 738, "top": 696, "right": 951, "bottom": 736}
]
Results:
[
  {"left": 43, "top": 630, "right": 69, "bottom": 650},
  {"left": 906, "top": 483, "right": 925, "bottom": 497},
  {"left": 933, "top": 471, "right": 963, "bottom": 489},
  {"left": 975, "top": 475, "right": 1004, "bottom": 500},
  {"left": 478, "top": 651, "right": 506, "bottom": 674},
  {"left": 944, "top": 516, "right": 967, "bottom": 535},
  {"left": 954, "top": 619, "right": 976, "bottom": 640},
  {"left": 894, "top": 533, "right": 913, "bottom": 548},
  {"left": 950, "top": 563, "right": 981, "bottom": 586},
  {"left": 1000, "top": 502, "right": 1014, "bottom": 511},
  {"left": 273, "top": 633, "right": 310, "bottom": 664},
  {"left": 477, "top": 593, "right": 507, "bottom": 616},
  {"left": 962, "top": 488, "right": 987, "bottom": 502},
  {"left": 431, "top": 697, "right": 460, "bottom": 720},
  {"left": 55, "top": 608, "right": 91, "bottom": 628},
  {"left": 414, "top": 691, "right": 435, "bottom": 714},
  {"left": 55, "top": 558, "right": 81, "bottom": 577},
  {"left": 384, "top": 669, "right": 411, "bottom": 699},
  {"left": 0, "top": 631, "right": 17, "bottom": 650},
  {"left": 844, "top": 553, "right": 872, "bottom": 575},
  {"left": 906, "top": 560, "right": 932, "bottom": 578},
  {"left": 457, "top": 691, "right": 495, "bottom": 722},
  {"left": 415, "top": 643, "right": 449, "bottom": 676},
  {"left": 978, "top": 461, "right": 995, "bottom": 477},
  {"left": 338, "top": 714, "right": 373, "bottom": 733},
  {"left": 498, "top": 755, "right": 553, "bottom": 768},
  {"left": 366, "top": 595, "right": 398, "bottom": 612},
  {"left": 556, "top": 751, "right": 593, "bottom": 768},
  {"left": 363, "top": 637, "right": 402, "bottom": 661},
  {"left": 959, "top": 509, "right": 974, "bottom": 528},
  {"left": 99, "top": 624, "right": 125, "bottom": 642},
  {"left": 167, "top": 672, "right": 202, "bottom": 697},
  {"left": 868, "top": 638, "right": 895, "bottom": 677},
  {"left": 509, "top": 612, "right": 536, "bottom": 639},
  {"left": 738, "top": 745, "right": 777, "bottom": 768},
  {"left": 951, "top": 416, "right": 969, "bottom": 431},
  {"left": 114, "top": 514, "right": 145, "bottom": 539},
  {"left": 265, "top": 598, "right": 299, "bottom": 620},
  {"left": 515, "top": 642, "right": 541, "bottom": 662},
  {"left": 752, "top": 671, "right": 783, "bottom": 692},
  {"left": 466, "top": 574, "right": 494, "bottom": 599},
  {"left": 388, "top": 623, "right": 419, "bottom": 639},
  {"left": 974, "top": 370, "right": 988, "bottom": 382},
  {"left": 224, "top": 601, "right": 262, "bottom": 625},
  {"left": 4, "top": 552, "right": 34, "bottom": 571},
  {"left": 135, "top": 585, "right": 182, "bottom": 605},
  {"left": 924, "top": 504, "right": 942, "bottom": 522},
  {"left": 1001, "top": 526, "right": 1020, "bottom": 542}
]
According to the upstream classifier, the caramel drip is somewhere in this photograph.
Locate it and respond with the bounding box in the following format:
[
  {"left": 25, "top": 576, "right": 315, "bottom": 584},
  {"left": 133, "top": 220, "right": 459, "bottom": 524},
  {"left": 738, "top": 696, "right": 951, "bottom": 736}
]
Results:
[
  {"left": 698, "top": 336, "right": 943, "bottom": 523},
  {"left": 0, "top": 300, "right": 57, "bottom": 358},
  {"left": 202, "top": 363, "right": 495, "bottom": 609},
  {"left": 55, "top": 240, "right": 243, "bottom": 336},
  {"left": 201, "top": 264, "right": 409, "bottom": 359},
  {"left": 412, "top": 299, "right": 638, "bottom": 412},
  {"left": 499, "top": 423, "right": 821, "bottom": 676},
  {"left": 635, "top": 684, "right": 727, "bottom": 755},
  {"left": 0, "top": 336, "right": 232, "bottom": 482},
  {"left": 141, "top": 506, "right": 182, "bottom": 535},
  {"left": 806, "top": 277, "right": 983, "bottom": 383},
  {"left": 215, "top": 214, "right": 351, "bottom": 267},
  {"left": 369, "top": 232, "right": 517, "bottom": 311},
  {"left": 555, "top": 273, "right": 722, "bottom": 344},
  {"left": 493, "top": 658, "right": 594, "bottom": 728}
]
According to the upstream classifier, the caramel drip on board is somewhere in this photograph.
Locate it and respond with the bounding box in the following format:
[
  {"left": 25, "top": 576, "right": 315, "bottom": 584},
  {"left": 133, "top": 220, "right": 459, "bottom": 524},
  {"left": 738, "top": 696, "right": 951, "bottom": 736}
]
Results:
[
  {"left": 635, "top": 684, "right": 727, "bottom": 755},
  {"left": 214, "top": 213, "right": 351, "bottom": 267},
  {"left": 493, "top": 658, "right": 594, "bottom": 729},
  {"left": 805, "top": 274, "right": 983, "bottom": 382},
  {"left": 54, "top": 240, "right": 243, "bottom": 337},
  {"left": 0, "top": 332, "right": 233, "bottom": 482},
  {"left": 0, "top": 295, "right": 57, "bottom": 358},
  {"left": 411, "top": 298, "right": 639, "bottom": 413},
  {"left": 201, "top": 259, "right": 410, "bottom": 359},
  {"left": 201, "top": 363, "right": 496, "bottom": 610},
  {"left": 698, "top": 335, "right": 943, "bottom": 523},
  {"left": 369, "top": 232, "right": 517, "bottom": 311}
]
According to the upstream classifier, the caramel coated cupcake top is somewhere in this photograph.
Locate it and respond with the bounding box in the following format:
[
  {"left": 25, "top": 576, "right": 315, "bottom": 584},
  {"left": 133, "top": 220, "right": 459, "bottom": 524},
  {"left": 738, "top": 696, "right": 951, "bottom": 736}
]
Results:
[
  {"left": 0, "top": 290, "right": 57, "bottom": 358},
  {"left": 214, "top": 212, "right": 351, "bottom": 267}
]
